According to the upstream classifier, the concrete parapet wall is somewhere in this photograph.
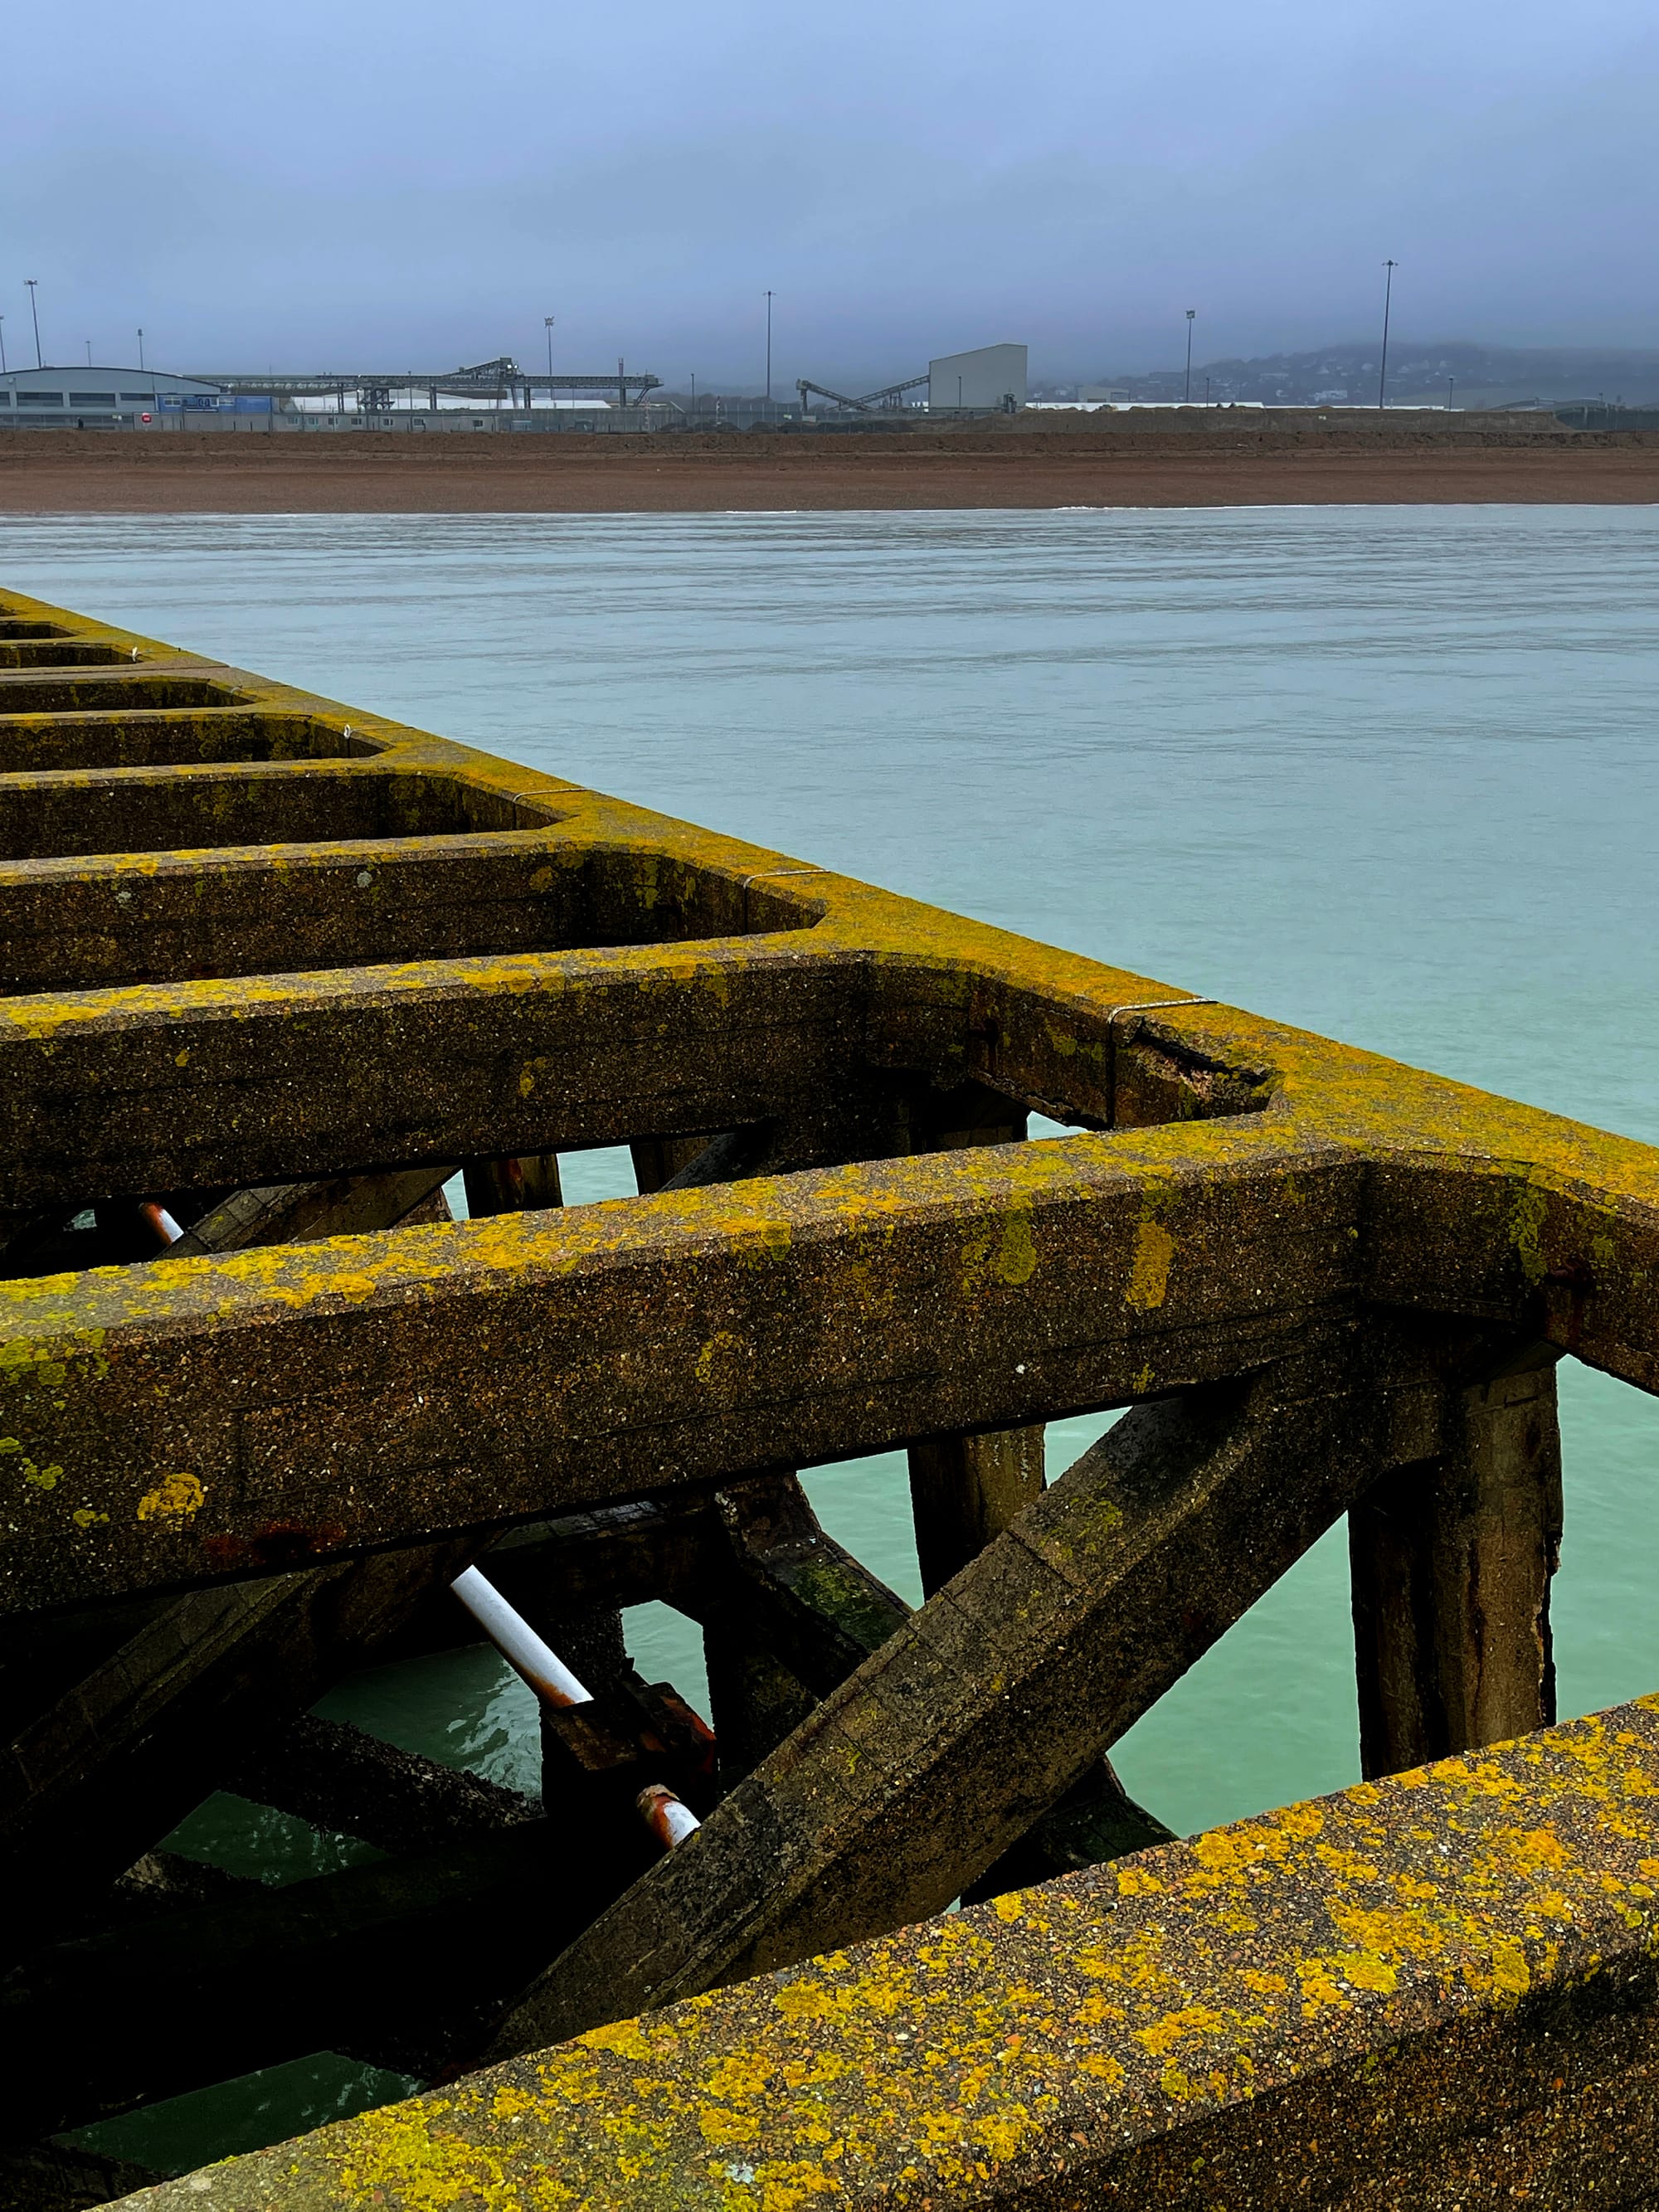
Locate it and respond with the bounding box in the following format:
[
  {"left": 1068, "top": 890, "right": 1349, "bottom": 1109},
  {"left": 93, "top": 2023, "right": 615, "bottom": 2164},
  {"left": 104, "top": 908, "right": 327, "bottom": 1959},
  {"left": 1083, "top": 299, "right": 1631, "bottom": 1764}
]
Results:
[{"left": 124, "top": 1699, "right": 1659, "bottom": 2208}]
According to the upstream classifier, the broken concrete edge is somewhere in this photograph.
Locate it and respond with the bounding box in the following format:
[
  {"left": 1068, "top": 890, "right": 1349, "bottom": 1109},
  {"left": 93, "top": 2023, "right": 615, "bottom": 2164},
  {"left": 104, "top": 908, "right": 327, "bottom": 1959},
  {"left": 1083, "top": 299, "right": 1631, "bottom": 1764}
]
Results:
[{"left": 115, "top": 1693, "right": 1659, "bottom": 2210}]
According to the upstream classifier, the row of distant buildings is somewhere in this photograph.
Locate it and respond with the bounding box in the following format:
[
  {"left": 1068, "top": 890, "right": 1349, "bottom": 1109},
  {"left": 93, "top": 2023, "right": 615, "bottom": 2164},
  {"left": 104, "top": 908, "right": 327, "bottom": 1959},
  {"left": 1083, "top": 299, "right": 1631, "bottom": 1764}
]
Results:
[
  {"left": 0, "top": 366, "right": 643, "bottom": 433},
  {"left": 0, "top": 345, "right": 1035, "bottom": 433},
  {"left": 7, "top": 342, "right": 1574, "bottom": 430}
]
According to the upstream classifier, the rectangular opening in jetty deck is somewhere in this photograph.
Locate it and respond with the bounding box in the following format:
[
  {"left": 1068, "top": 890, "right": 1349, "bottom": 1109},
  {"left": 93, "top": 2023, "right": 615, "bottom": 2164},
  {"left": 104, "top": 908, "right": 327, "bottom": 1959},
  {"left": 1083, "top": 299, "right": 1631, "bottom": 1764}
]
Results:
[
  {"left": 0, "top": 713, "right": 383, "bottom": 775},
  {"left": 0, "top": 769, "right": 566, "bottom": 861},
  {"left": 0, "top": 620, "right": 70, "bottom": 640},
  {"left": 0, "top": 675, "right": 254, "bottom": 715},
  {"left": 0, "top": 640, "right": 149, "bottom": 670},
  {"left": 0, "top": 844, "right": 823, "bottom": 993}
]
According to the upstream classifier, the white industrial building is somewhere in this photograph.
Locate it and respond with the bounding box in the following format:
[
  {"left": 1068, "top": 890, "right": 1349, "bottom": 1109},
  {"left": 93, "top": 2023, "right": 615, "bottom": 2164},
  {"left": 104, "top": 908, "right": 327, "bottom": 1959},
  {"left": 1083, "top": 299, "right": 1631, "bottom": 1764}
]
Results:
[
  {"left": 928, "top": 344, "right": 1027, "bottom": 413},
  {"left": 0, "top": 367, "right": 223, "bottom": 426}
]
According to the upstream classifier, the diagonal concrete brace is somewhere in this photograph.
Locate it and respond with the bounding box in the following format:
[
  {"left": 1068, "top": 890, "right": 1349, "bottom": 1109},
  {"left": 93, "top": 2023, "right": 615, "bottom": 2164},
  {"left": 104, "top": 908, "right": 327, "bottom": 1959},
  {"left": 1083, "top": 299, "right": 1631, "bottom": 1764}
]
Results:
[{"left": 487, "top": 1329, "right": 1414, "bottom": 2057}]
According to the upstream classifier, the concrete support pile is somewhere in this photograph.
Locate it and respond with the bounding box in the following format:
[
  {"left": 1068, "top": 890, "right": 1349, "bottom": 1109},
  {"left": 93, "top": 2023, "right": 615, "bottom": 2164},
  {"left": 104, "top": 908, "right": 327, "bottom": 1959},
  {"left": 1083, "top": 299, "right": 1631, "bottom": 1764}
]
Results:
[{"left": 0, "top": 587, "right": 1657, "bottom": 2207}]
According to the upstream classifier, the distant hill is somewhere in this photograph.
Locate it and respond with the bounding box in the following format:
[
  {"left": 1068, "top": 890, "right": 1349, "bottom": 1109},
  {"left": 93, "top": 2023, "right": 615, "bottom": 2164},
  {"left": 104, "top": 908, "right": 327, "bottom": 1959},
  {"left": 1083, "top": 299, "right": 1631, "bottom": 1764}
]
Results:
[{"left": 1048, "top": 343, "right": 1659, "bottom": 409}]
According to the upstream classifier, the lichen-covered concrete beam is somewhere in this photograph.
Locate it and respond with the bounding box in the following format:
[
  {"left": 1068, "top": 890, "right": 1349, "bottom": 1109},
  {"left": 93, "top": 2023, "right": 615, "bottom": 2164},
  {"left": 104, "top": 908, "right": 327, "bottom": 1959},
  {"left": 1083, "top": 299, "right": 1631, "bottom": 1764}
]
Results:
[
  {"left": 124, "top": 1694, "right": 1659, "bottom": 2210},
  {"left": 0, "top": 941, "right": 875, "bottom": 1205},
  {"left": 0, "top": 1123, "right": 1360, "bottom": 1611}
]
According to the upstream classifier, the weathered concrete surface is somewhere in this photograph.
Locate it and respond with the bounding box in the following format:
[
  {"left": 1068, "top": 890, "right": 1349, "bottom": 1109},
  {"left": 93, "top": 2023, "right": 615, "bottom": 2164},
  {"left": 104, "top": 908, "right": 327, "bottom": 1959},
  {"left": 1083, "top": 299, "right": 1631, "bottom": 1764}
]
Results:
[
  {"left": 0, "top": 1127, "right": 1365, "bottom": 1612},
  {"left": 0, "top": 834, "right": 811, "bottom": 996},
  {"left": 117, "top": 1698, "right": 1659, "bottom": 2210},
  {"left": 1350, "top": 1350, "right": 1564, "bottom": 1777},
  {"left": 5, "top": 582, "right": 1659, "bottom": 2197},
  {"left": 482, "top": 1335, "right": 1447, "bottom": 2055},
  {"left": 907, "top": 1425, "right": 1047, "bottom": 1597}
]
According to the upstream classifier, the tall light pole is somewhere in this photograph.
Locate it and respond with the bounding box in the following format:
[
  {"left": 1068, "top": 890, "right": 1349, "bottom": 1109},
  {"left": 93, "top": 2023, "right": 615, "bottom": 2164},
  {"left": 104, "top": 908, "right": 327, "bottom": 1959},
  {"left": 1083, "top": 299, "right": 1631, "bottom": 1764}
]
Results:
[
  {"left": 690, "top": 369, "right": 697, "bottom": 419},
  {"left": 26, "top": 280, "right": 41, "bottom": 369},
  {"left": 1184, "top": 308, "right": 1195, "bottom": 403},
  {"left": 1378, "top": 260, "right": 1397, "bottom": 410},
  {"left": 765, "top": 289, "right": 773, "bottom": 405},
  {"left": 85, "top": 339, "right": 93, "bottom": 367},
  {"left": 544, "top": 315, "right": 555, "bottom": 406},
  {"left": 0, "top": 318, "right": 7, "bottom": 374},
  {"left": 137, "top": 327, "right": 145, "bottom": 372}
]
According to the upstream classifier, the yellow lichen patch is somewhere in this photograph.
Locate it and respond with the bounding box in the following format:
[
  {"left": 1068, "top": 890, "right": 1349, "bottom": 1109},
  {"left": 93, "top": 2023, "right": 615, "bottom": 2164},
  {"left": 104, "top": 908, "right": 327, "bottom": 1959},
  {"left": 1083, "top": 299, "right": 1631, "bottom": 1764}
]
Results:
[
  {"left": 958, "top": 1209, "right": 1039, "bottom": 1296},
  {"left": 1134, "top": 2005, "right": 1227, "bottom": 2058},
  {"left": 705, "top": 2050, "right": 773, "bottom": 2103},
  {"left": 1485, "top": 1938, "right": 1533, "bottom": 2004},
  {"left": 1190, "top": 1826, "right": 1291, "bottom": 1883},
  {"left": 340, "top": 2107, "right": 577, "bottom": 2211},
  {"left": 1077, "top": 2050, "right": 1126, "bottom": 2084},
  {"left": 581, "top": 2018, "right": 657, "bottom": 2063},
  {"left": 995, "top": 1213, "right": 1038, "bottom": 1286},
  {"left": 136, "top": 1471, "right": 205, "bottom": 1520},
  {"left": 1296, "top": 1960, "right": 1352, "bottom": 2016},
  {"left": 1238, "top": 1969, "right": 1289, "bottom": 1996},
  {"left": 698, "top": 2103, "right": 761, "bottom": 2148},
  {"left": 1126, "top": 1219, "right": 1175, "bottom": 1311},
  {"left": 1316, "top": 1843, "right": 1381, "bottom": 1884},
  {"left": 976, "top": 2108, "right": 1037, "bottom": 2161},
  {"left": 1275, "top": 1801, "right": 1326, "bottom": 1843},
  {"left": 718, "top": 2156, "right": 842, "bottom": 2209}
]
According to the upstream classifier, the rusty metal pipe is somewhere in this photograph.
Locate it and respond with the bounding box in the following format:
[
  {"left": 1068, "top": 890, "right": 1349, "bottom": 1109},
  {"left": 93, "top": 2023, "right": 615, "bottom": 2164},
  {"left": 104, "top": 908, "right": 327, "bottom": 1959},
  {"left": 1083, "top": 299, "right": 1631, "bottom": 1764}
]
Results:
[
  {"left": 636, "top": 1782, "right": 701, "bottom": 1850},
  {"left": 450, "top": 1565, "right": 591, "bottom": 1709},
  {"left": 450, "top": 1568, "right": 702, "bottom": 1854},
  {"left": 137, "top": 1201, "right": 182, "bottom": 1247}
]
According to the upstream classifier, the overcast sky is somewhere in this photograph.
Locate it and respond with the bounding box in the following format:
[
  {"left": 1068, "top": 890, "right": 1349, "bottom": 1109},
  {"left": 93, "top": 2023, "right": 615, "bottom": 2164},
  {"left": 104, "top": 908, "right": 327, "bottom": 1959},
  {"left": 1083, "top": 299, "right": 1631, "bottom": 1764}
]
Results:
[{"left": 6, "top": 0, "right": 1656, "bottom": 386}]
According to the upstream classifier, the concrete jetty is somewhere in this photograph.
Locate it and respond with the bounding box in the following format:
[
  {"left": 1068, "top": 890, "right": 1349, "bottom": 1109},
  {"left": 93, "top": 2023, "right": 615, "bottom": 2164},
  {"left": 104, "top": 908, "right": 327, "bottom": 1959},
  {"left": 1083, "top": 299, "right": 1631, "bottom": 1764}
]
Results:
[{"left": 1, "top": 586, "right": 1657, "bottom": 2206}]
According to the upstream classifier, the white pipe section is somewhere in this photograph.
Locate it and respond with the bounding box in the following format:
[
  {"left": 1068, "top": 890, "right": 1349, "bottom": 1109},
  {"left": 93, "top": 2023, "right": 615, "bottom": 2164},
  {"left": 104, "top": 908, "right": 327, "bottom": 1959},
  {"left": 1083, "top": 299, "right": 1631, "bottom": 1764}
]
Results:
[
  {"left": 637, "top": 1783, "right": 701, "bottom": 1849},
  {"left": 450, "top": 1566, "right": 591, "bottom": 1709},
  {"left": 452, "top": 1568, "right": 699, "bottom": 1855}
]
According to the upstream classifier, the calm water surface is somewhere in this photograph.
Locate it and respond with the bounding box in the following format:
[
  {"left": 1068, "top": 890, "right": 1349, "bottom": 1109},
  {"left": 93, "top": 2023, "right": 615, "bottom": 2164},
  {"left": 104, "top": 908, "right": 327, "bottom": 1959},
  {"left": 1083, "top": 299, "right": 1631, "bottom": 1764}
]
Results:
[{"left": 8, "top": 504, "right": 1657, "bottom": 2164}]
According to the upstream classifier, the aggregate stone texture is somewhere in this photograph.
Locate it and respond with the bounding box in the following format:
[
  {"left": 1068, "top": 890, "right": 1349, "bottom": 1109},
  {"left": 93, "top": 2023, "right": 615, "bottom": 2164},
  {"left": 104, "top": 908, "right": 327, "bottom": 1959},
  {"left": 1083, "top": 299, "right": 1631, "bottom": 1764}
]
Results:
[{"left": 123, "top": 1699, "right": 1659, "bottom": 2209}]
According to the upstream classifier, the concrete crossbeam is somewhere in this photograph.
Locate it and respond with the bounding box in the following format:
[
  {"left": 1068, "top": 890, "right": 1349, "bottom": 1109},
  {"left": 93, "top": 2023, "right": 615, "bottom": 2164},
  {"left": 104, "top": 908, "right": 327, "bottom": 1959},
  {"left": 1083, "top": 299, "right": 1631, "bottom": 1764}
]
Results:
[{"left": 1, "top": 1127, "right": 1363, "bottom": 1612}]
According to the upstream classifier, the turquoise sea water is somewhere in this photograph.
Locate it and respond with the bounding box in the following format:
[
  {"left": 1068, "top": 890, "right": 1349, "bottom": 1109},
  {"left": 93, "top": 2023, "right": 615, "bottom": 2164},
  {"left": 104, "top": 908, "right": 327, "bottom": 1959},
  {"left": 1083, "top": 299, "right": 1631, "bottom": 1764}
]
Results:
[{"left": 8, "top": 503, "right": 1657, "bottom": 2166}]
